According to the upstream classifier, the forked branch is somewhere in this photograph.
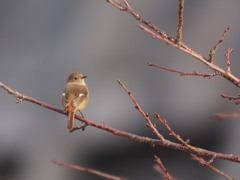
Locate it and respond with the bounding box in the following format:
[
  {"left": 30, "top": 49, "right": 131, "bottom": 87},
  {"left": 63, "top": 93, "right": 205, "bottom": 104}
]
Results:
[
  {"left": 209, "top": 26, "right": 231, "bottom": 63},
  {"left": 107, "top": 0, "right": 240, "bottom": 88},
  {"left": 1, "top": 81, "right": 240, "bottom": 163},
  {"left": 190, "top": 154, "right": 234, "bottom": 180}
]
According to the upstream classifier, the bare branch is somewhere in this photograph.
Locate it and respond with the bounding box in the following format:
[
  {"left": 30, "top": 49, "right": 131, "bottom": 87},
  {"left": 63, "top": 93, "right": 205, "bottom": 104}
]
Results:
[
  {"left": 122, "top": 0, "right": 132, "bottom": 10},
  {"left": 1, "top": 81, "right": 240, "bottom": 163},
  {"left": 71, "top": 123, "right": 89, "bottom": 132},
  {"left": 220, "top": 94, "right": 240, "bottom": 100},
  {"left": 139, "top": 24, "right": 240, "bottom": 87},
  {"left": 106, "top": 0, "right": 175, "bottom": 43},
  {"left": 107, "top": 1, "right": 240, "bottom": 88},
  {"left": 154, "top": 155, "right": 172, "bottom": 180},
  {"left": 106, "top": 0, "right": 126, "bottom": 11},
  {"left": 155, "top": 112, "right": 235, "bottom": 180},
  {"left": 221, "top": 93, "right": 240, "bottom": 100},
  {"left": 221, "top": 93, "right": 240, "bottom": 104},
  {"left": 209, "top": 26, "right": 231, "bottom": 63},
  {"left": 147, "top": 63, "right": 216, "bottom": 78},
  {"left": 52, "top": 159, "right": 127, "bottom": 180},
  {"left": 176, "top": 0, "right": 184, "bottom": 44},
  {"left": 115, "top": 80, "right": 240, "bottom": 162},
  {"left": 117, "top": 79, "right": 165, "bottom": 142},
  {"left": 190, "top": 154, "right": 234, "bottom": 180},
  {"left": 155, "top": 110, "right": 235, "bottom": 180},
  {"left": 0, "top": 82, "right": 64, "bottom": 114},
  {"left": 225, "top": 49, "right": 234, "bottom": 73},
  {"left": 154, "top": 113, "right": 198, "bottom": 153},
  {"left": 216, "top": 112, "right": 240, "bottom": 120}
]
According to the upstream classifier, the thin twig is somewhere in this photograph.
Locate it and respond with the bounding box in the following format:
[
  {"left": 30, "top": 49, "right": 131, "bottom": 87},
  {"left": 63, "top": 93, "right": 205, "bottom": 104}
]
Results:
[
  {"left": 216, "top": 112, "right": 240, "bottom": 120},
  {"left": 52, "top": 159, "right": 127, "bottom": 180},
  {"left": 122, "top": 0, "right": 132, "bottom": 10},
  {"left": 221, "top": 93, "right": 240, "bottom": 100},
  {"left": 106, "top": 0, "right": 175, "bottom": 42},
  {"left": 117, "top": 79, "right": 166, "bottom": 142},
  {"left": 1, "top": 81, "right": 240, "bottom": 163},
  {"left": 176, "top": 0, "right": 184, "bottom": 45},
  {"left": 106, "top": 0, "right": 126, "bottom": 10},
  {"left": 225, "top": 49, "right": 234, "bottom": 73},
  {"left": 220, "top": 93, "right": 240, "bottom": 104},
  {"left": 153, "top": 165, "right": 178, "bottom": 180},
  {"left": 147, "top": 63, "right": 216, "bottom": 78},
  {"left": 209, "top": 26, "right": 231, "bottom": 63},
  {"left": 71, "top": 123, "right": 89, "bottom": 132},
  {"left": 154, "top": 155, "right": 172, "bottom": 180},
  {"left": 154, "top": 113, "right": 198, "bottom": 153},
  {"left": 190, "top": 154, "right": 234, "bottom": 180}
]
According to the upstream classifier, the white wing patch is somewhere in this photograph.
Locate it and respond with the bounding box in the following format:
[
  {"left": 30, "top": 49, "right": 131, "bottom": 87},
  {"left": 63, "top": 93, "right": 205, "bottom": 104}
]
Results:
[{"left": 78, "top": 93, "right": 84, "bottom": 98}]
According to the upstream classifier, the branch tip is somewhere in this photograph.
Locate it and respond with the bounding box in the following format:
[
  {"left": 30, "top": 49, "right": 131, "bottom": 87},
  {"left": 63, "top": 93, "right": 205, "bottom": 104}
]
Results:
[
  {"left": 154, "top": 155, "right": 172, "bottom": 180},
  {"left": 209, "top": 26, "right": 231, "bottom": 63}
]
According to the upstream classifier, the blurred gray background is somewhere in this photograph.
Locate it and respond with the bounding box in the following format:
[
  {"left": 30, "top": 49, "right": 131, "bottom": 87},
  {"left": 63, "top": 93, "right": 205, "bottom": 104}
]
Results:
[{"left": 0, "top": 0, "right": 240, "bottom": 179}]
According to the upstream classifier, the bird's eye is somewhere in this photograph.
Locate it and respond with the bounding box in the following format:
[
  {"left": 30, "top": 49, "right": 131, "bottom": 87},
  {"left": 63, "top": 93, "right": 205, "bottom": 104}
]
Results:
[{"left": 74, "top": 77, "right": 78, "bottom": 80}]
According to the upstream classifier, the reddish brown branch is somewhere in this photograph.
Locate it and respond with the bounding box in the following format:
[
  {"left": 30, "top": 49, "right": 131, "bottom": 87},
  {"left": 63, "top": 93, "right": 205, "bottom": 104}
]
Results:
[
  {"left": 225, "top": 49, "right": 234, "bottom": 73},
  {"left": 0, "top": 82, "right": 65, "bottom": 114},
  {"left": 106, "top": 0, "right": 175, "bottom": 43},
  {"left": 220, "top": 93, "right": 240, "bottom": 104},
  {"left": 139, "top": 24, "right": 240, "bottom": 87},
  {"left": 190, "top": 154, "right": 234, "bottom": 180},
  {"left": 176, "top": 0, "right": 184, "bottom": 44},
  {"left": 117, "top": 79, "right": 165, "bottom": 142},
  {"left": 1, "top": 81, "right": 240, "bottom": 163},
  {"left": 209, "top": 26, "right": 231, "bottom": 63},
  {"left": 107, "top": 0, "right": 240, "bottom": 88},
  {"left": 52, "top": 159, "right": 127, "bottom": 180},
  {"left": 147, "top": 63, "right": 215, "bottom": 78},
  {"left": 154, "top": 155, "right": 172, "bottom": 180},
  {"left": 155, "top": 110, "right": 234, "bottom": 179},
  {"left": 118, "top": 78, "right": 236, "bottom": 179},
  {"left": 115, "top": 80, "right": 240, "bottom": 162},
  {"left": 106, "top": 0, "right": 125, "bottom": 10},
  {"left": 155, "top": 109, "right": 235, "bottom": 180},
  {"left": 71, "top": 123, "right": 89, "bottom": 132},
  {"left": 154, "top": 113, "right": 198, "bottom": 153},
  {"left": 221, "top": 93, "right": 240, "bottom": 100},
  {"left": 216, "top": 112, "right": 240, "bottom": 120}
]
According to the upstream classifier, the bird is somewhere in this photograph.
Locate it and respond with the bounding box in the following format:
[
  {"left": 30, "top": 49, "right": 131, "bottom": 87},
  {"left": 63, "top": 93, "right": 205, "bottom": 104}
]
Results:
[{"left": 62, "top": 72, "right": 89, "bottom": 131}]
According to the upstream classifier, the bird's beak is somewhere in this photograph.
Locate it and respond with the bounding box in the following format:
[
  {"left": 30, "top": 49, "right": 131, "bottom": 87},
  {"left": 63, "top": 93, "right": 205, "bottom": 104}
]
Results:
[{"left": 82, "top": 76, "right": 87, "bottom": 79}]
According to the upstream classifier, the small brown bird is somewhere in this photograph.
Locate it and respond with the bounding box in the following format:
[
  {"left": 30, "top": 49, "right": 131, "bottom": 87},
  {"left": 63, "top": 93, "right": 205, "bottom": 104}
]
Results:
[{"left": 62, "top": 72, "right": 89, "bottom": 131}]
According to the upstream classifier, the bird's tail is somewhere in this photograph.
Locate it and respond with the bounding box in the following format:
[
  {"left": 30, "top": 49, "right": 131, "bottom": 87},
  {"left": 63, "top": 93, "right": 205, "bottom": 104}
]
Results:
[{"left": 67, "top": 108, "right": 75, "bottom": 132}]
